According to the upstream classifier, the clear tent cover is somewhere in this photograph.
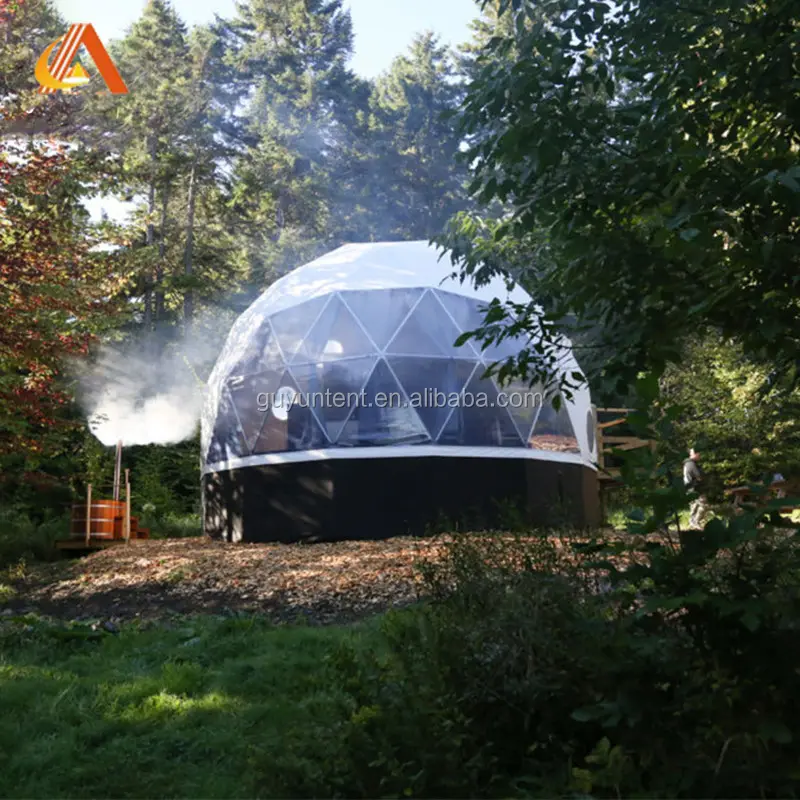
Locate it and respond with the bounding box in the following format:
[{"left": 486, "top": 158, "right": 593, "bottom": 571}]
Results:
[{"left": 202, "top": 242, "right": 597, "bottom": 473}]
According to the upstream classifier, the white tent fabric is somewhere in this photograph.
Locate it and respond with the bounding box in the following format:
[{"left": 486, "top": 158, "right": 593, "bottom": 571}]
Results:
[{"left": 202, "top": 241, "right": 597, "bottom": 475}]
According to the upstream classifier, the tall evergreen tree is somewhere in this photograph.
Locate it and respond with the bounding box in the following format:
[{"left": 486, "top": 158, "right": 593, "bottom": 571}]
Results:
[
  {"left": 96, "top": 0, "right": 192, "bottom": 331},
  {"left": 335, "top": 32, "right": 470, "bottom": 241},
  {"left": 221, "top": 0, "right": 357, "bottom": 286}
]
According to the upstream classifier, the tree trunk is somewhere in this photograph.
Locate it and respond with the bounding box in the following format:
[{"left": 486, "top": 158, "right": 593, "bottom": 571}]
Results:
[
  {"left": 183, "top": 153, "right": 198, "bottom": 332},
  {"left": 143, "top": 135, "right": 157, "bottom": 331},
  {"left": 155, "top": 183, "right": 170, "bottom": 322}
]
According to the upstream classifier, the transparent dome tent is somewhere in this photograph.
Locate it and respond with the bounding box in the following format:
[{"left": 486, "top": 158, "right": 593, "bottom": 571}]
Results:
[{"left": 202, "top": 241, "right": 601, "bottom": 542}]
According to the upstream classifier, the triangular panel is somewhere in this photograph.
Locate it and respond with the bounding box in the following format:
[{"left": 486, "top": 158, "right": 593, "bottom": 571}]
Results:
[
  {"left": 493, "top": 378, "right": 545, "bottom": 446},
  {"left": 438, "top": 369, "right": 524, "bottom": 448},
  {"left": 228, "top": 319, "right": 284, "bottom": 378},
  {"left": 387, "top": 357, "right": 477, "bottom": 440},
  {"left": 228, "top": 370, "right": 284, "bottom": 454},
  {"left": 269, "top": 295, "right": 329, "bottom": 362},
  {"left": 289, "top": 358, "right": 377, "bottom": 443},
  {"left": 437, "top": 290, "right": 528, "bottom": 363},
  {"left": 386, "top": 291, "right": 478, "bottom": 357},
  {"left": 207, "top": 387, "right": 248, "bottom": 463},
  {"left": 251, "top": 370, "right": 328, "bottom": 454},
  {"left": 292, "top": 294, "right": 376, "bottom": 364},
  {"left": 340, "top": 288, "right": 424, "bottom": 350},
  {"left": 436, "top": 290, "right": 488, "bottom": 333},
  {"left": 336, "top": 359, "right": 430, "bottom": 447},
  {"left": 530, "top": 395, "right": 580, "bottom": 454},
  {"left": 480, "top": 332, "right": 530, "bottom": 365}
]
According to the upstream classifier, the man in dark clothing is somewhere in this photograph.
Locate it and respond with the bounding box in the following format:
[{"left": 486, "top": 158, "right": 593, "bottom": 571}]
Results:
[{"left": 683, "top": 447, "right": 709, "bottom": 529}]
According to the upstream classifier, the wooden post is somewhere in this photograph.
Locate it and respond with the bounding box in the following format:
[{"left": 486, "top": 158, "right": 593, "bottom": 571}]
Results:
[
  {"left": 85, "top": 483, "right": 92, "bottom": 545},
  {"left": 124, "top": 469, "right": 131, "bottom": 543},
  {"left": 113, "top": 440, "right": 122, "bottom": 502}
]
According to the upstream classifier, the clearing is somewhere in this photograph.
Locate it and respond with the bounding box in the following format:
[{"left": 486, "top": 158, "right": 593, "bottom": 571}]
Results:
[{"left": 3, "top": 536, "right": 441, "bottom": 625}]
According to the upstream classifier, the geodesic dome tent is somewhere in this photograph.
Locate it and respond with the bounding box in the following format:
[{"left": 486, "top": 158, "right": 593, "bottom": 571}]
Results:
[{"left": 202, "top": 241, "right": 600, "bottom": 543}]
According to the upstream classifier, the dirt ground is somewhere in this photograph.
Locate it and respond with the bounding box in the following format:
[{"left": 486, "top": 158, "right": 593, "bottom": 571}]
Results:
[{"left": 4, "top": 536, "right": 446, "bottom": 625}]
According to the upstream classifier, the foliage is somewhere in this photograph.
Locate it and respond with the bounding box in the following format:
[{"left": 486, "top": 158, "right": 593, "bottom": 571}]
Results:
[
  {"left": 0, "top": 506, "right": 66, "bottom": 567},
  {"left": 0, "top": 0, "right": 82, "bottom": 137},
  {"left": 660, "top": 334, "right": 800, "bottom": 484},
  {"left": 442, "top": 0, "right": 800, "bottom": 397},
  {"left": 0, "top": 143, "right": 121, "bottom": 456},
  {"left": 324, "top": 508, "right": 800, "bottom": 798}
]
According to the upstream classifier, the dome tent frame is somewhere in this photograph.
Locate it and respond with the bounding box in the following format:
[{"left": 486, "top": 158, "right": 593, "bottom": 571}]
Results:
[{"left": 202, "top": 242, "right": 601, "bottom": 542}]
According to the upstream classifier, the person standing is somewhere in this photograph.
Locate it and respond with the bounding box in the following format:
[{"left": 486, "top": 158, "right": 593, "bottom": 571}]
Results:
[{"left": 683, "top": 447, "right": 709, "bottom": 530}]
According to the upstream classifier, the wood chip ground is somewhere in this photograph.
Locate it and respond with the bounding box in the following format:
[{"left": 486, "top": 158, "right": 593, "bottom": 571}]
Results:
[{"left": 4, "top": 536, "right": 447, "bottom": 625}]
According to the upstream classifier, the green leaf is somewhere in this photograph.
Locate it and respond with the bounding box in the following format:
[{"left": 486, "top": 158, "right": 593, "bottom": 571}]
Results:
[
  {"left": 758, "top": 720, "right": 793, "bottom": 744},
  {"left": 571, "top": 706, "right": 604, "bottom": 722},
  {"left": 777, "top": 171, "right": 800, "bottom": 193},
  {"left": 741, "top": 611, "right": 761, "bottom": 632}
]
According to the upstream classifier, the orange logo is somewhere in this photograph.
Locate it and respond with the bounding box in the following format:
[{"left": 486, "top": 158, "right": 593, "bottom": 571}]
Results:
[{"left": 35, "top": 23, "right": 128, "bottom": 95}]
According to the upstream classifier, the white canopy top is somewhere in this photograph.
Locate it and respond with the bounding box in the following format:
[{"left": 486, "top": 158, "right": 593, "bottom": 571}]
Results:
[{"left": 249, "top": 241, "right": 532, "bottom": 318}]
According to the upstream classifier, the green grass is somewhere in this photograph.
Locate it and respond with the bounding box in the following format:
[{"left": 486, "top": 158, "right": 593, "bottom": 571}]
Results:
[{"left": 0, "top": 614, "right": 376, "bottom": 798}]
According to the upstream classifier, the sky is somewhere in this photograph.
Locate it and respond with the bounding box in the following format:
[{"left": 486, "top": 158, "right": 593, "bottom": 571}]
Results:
[{"left": 53, "top": 0, "right": 480, "bottom": 78}]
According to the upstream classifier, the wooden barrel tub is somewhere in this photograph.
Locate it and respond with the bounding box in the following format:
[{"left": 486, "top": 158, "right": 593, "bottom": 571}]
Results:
[{"left": 70, "top": 499, "right": 126, "bottom": 540}]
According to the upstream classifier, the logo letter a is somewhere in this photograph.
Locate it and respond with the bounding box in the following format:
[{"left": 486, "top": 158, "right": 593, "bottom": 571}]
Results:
[{"left": 36, "top": 23, "right": 128, "bottom": 95}]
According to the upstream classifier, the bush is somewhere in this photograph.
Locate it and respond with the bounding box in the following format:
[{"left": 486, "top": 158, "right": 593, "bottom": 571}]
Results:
[
  {"left": 0, "top": 506, "right": 67, "bottom": 567},
  {"left": 144, "top": 511, "right": 202, "bottom": 539},
  {"left": 324, "top": 526, "right": 800, "bottom": 798}
]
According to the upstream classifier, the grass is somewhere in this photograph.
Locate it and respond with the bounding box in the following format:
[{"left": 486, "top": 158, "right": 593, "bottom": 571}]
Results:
[{"left": 0, "top": 613, "right": 377, "bottom": 798}]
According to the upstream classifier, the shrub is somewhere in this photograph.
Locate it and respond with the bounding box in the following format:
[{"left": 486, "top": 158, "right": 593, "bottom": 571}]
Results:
[
  {"left": 0, "top": 506, "right": 67, "bottom": 567},
  {"left": 325, "top": 526, "right": 800, "bottom": 798},
  {"left": 145, "top": 512, "right": 202, "bottom": 539}
]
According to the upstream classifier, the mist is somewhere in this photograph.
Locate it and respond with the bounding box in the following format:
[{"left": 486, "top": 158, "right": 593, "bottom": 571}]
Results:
[{"left": 78, "top": 312, "right": 235, "bottom": 448}]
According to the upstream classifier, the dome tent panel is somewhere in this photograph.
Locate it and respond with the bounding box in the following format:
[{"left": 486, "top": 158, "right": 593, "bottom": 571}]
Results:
[
  {"left": 251, "top": 370, "right": 329, "bottom": 454},
  {"left": 337, "top": 358, "right": 430, "bottom": 447},
  {"left": 339, "top": 288, "right": 425, "bottom": 350},
  {"left": 385, "top": 290, "right": 479, "bottom": 359},
  {"left": 530, "top": 394, "right": 581, "bottom": 454},
  {"left": 269, "top": 295, "right": 329, "bottom": 362},
  {"left": 206, "top": 386, "right": 249, "bottom": 463},
  {"left": 436, "top": 288, "right": 531, "bottom": 365},
  {"left": 228, "top": 370, "right": 284, "bottom": 454},
  {"left": 492, "top": 376, "right": 545, "bottom": 445},
  {"left": 227, "top": 319, "right": 284, "bottom": 379},
  {"left": 291, "top": 294, "right": 376, "bottom": 364},
  {"left": 387, "top": 356, "right": 478, "bottom": 441},
  {"left": 289, "top": 358, "right": 378, "bottom": 443},
  {"left": 437, "top": 366, "right": 524, "bottom": 448},
  {"left": 436, "top": 289, "right": 488, "bottom": 336}
]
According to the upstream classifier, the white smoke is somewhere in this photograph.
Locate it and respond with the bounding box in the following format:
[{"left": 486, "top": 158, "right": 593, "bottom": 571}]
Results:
[
  {"left": 78, "top": 312, "right": 235, "bottom": 448},
  {"left": 87, "top": 381, "right": 204, "bottom": 447}
]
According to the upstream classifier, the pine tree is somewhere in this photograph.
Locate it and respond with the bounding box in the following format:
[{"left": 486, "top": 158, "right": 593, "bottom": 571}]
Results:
[
  {"left": 338, "top": 32, "right": 470, "bottom": 241},
  {"left": 221, "top": 0, "right": 357, "bottom": 286},
  {"left": 95, "top": 0, "right": 192, "bottom": 332}
]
